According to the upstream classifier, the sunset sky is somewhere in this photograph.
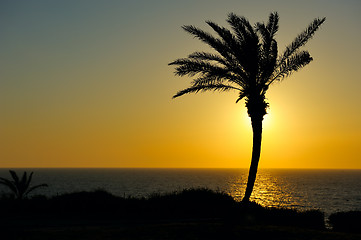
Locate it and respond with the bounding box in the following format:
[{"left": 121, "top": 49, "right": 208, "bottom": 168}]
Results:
[{"left": 1, "top": 0, "right": 360, "bottom": 169}]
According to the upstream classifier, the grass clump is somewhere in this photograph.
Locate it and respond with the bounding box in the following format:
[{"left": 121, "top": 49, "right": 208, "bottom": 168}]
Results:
[{"left": 146, "top": 188, "right": 236, "bottom": 219}]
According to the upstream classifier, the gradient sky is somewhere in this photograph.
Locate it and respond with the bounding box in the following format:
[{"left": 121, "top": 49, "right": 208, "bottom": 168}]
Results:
[{"left": 1, "top": 0, "right": 360, "bottom": 168}]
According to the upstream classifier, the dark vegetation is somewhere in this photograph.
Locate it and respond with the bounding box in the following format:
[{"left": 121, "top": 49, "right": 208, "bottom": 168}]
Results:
[
  {"left": 329, "top": 211, "right": 361, "bottom": 233},
  {"left": 1, "top": 188, "right": 360, "bottom": 239},
  {"left": 0, "top": 188, "right": 337, "bottom": 229},
  {"left": 0, "top": 188, "right": 324, "bottom": 228}
]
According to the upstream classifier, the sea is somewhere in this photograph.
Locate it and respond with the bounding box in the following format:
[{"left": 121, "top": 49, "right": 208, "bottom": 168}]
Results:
[{"left": 1, "top": 168, "right": 361, "bottom": 216}]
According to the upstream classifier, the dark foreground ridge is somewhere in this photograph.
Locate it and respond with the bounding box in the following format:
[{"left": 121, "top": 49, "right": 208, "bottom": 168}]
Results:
[{"left": 1, "top": 188, "right": 360, "bottom": 240}]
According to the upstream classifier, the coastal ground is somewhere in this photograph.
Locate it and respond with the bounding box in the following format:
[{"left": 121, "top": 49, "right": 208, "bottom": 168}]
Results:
[
  {"left": 1, "top": 189, "right": 361, "bottom": 240},
  {"left": 4, "top": 219, "right": 361, "bottom": 240}
]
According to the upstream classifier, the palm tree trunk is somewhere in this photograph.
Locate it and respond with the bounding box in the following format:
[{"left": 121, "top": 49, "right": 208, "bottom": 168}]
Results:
[{"left": 242, "top": 116, "right": 263, "bottom": 202}]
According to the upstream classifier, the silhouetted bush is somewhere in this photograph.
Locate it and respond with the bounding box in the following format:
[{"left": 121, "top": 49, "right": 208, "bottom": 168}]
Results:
[
  {"left": 145, "top": 188, "right": 236, "bottom": 219},
  {"left": 232, "top": 202, "right": 324, "bottom": 229},
  {"left": 50, "top": 189, "right": 125, "bottom": 215},
  {"left": 329, "top": 211, "right": 361, "bottom": 233},
  {"left": 266, "top": 208, "right": 324, "bottom": 229}
]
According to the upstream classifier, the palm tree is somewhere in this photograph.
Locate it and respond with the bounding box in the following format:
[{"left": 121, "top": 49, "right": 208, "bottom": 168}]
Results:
[
  {"left": 169, "top": 12, "right": 325, "bottom": 202},
  {"left": 0, "top": 170, "right": 48, "bottom": 200}
]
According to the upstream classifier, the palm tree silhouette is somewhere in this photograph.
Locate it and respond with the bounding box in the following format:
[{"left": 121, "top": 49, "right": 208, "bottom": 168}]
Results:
[
  {"left": 169, "top": 12, "right": 325, "bottom": 202},
  {"left": 0, "top": 170, "right": 48, "bottom": 200}
]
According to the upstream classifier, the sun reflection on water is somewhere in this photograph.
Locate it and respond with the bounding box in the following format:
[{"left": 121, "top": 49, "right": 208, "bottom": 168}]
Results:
[{"left": 226, "top": 169, "right": 308, "bottom": 209}]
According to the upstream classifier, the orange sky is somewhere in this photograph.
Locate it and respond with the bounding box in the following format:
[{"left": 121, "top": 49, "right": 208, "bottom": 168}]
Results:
[{"left": 1, "top": 1, "right": 360, "bottom": 168}]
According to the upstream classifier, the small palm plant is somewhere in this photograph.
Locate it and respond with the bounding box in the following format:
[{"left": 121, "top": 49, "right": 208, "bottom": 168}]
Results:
[{"left": 0, "top": 170, "right": 48, "bottom": 200}]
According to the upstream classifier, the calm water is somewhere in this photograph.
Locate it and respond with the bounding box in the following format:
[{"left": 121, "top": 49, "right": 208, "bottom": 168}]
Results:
[{"left": 1, "top": 168, "right": 361, "bottom": 215}]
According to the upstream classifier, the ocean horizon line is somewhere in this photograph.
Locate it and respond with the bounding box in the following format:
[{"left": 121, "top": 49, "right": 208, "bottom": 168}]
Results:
[{"left": 1, "top": 167, "right": 361, "bottom": 171}]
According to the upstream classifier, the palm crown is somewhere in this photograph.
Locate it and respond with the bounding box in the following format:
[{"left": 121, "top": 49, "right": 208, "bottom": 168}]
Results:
[
  {"left": 0, "top": 170, "right": 48, "bottom": 200},
  {"left": 169, "top": 12, "right": 325, "bottom": 119}
]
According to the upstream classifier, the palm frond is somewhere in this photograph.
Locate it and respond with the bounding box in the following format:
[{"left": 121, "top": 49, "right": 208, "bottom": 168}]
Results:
[
  {"left": 20, "top": 171, "right": 28, "bottom": 186},
  {"left": 169, "top": 58, "right": 228, "bottom": 77},
  {"left": 278, "top": 17, "right": 325, "bottom": 66},
  {"left": 256, "top": 12, "right": 279, "bottom": 55},
  {"left": 271, "top": 51, "right": 313, "bottom": 82},
  {"left": 207, "top": 20, "right": 257, "bottom": 78},
  {"left": 206, "top": 21, "right": 244, "bottom": 60},
  {"left": 9, "top": 170, "right": 19, "bottom": 184},
  {"left": 258, "top": 39, "right": 278, "bottom": 83},
  {"left": 25, "top": 184, "right": 48, "bottom": 196},
  {"left": 188, "top": 52, "right": 227, "bottom": 66},
  {"left": 191, "top": 72, "right": 244, "bottom": 89},
  {"left": 0, "top": 177, "right": 17, "bottom": 193},
  {"left": 181, "top": 25, "right": 235, "bottom": 64},
  {"left": 226, "top": 13, "right": 260, "bottom": 77},
  {"left": 188, "top": 52, "right": 248, "bottom": 80},
  {"left": 15, "top": 171, "right": 29, "bottom": 198},
  {"left": 235, "top": 90, "right": 247, "bottom": 103},
  {"left": 26, "top": 172, "right": 34, "bottom": 189},
  {"left": 256, "top": 23, "right": 269, "bottom": 45},
  {"left": 173, "top": 84, "right": 241, "bottom": 98},
  {"left": 206, "top": 21, "right": 237, "bottom": 46},
  {"left": 255, "top": 12, "right": 280, "bottom": 84},
  {"left": 266, "top": 12, "right": 279, "bottom": 38},
  {"left": 227, "top": 13, "right": 257, "bottom": 43}
]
